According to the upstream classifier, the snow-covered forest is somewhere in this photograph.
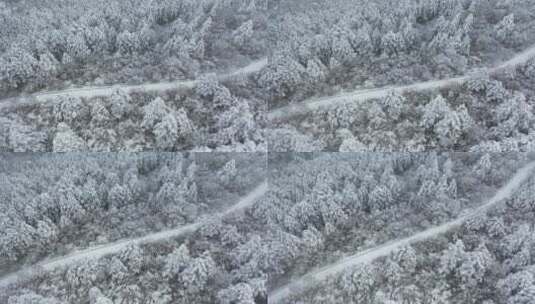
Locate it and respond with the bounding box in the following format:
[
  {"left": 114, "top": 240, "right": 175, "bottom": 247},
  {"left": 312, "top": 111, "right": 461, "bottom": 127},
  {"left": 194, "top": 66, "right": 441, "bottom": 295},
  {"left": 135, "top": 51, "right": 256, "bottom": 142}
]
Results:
[
  {"left": 267, "top": 0, "right": 535, "bottom": 152},
  {"left": 0, "top": 0, "right": 267, "bottom": 94},
  {"left": 0, "top": 0, "right": 269, "bottom": 152},
  {"left": 2, "top": 0, "right": 535, "bottom": 303},
  {"left": 264, "top": 153, "right": 534, "bottom": 301},
  {"left": 0, "top": 152, "right": 267, "bottom": 303}
]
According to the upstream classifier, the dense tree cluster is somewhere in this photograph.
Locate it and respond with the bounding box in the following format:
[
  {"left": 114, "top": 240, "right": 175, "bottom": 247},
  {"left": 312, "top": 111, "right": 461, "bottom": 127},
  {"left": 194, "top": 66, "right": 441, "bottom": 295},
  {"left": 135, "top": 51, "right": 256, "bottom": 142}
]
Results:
[{"left": 0, "top": 155, "right": 268, "bottom": 304}]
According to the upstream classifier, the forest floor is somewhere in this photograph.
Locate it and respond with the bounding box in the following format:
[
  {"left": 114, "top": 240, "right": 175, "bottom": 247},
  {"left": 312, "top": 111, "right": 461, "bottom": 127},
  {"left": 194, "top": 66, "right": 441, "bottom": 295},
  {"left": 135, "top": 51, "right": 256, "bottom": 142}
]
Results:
[
  {"left": 268, "top": 43, "right": 535, "bottom": 120},
  {"left": 0, "top": 181, "right": 268, "bottom": 290},
  {"left": 268, "top": 162, "right": 535, "bottom": 303}
]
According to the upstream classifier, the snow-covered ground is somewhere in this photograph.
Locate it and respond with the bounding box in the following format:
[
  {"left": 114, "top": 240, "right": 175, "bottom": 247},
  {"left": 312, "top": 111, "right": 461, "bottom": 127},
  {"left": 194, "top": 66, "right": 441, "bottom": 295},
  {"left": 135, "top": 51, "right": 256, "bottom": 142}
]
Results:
[
  {"left": 268, "top": 162, "right": 535, "bottom": 303},
  {"left": 268, "top": 44, "right": 535, "bottom": 120},
  {"left": 0, "top": 181, "right": 268, "bottom": 290}
]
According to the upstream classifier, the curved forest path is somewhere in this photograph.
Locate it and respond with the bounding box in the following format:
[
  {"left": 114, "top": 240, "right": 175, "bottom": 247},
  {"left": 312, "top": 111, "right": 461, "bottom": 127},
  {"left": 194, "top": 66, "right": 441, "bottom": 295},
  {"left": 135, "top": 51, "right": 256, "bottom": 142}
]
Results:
[
  {"left": 268, "top": 44, "right": 535, "bottom": 120},
  {"left": 268, "top": 162, "right": 535, "bottom": 303},
  {"left": 0, "top": 58, "right": 267, "bottom": 109},
  {"left": 0, "top": 181, "right": 268, "bottom": 289}
]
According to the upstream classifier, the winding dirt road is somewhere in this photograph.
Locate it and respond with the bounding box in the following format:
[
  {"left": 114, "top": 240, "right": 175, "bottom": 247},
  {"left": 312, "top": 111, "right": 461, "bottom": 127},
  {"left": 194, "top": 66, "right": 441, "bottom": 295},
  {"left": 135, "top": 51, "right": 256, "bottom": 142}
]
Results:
[
  {"left": 0, "top": 181, "right": 268, "bottom": 289},
  {"left": 268, "top": 44, "right": 535, "bottom": 121},
  {"left": 0, "top": 58, "right": 267, "bottom": 109},
  {"left": 268, "top": 162, "right": 535, "bottom": 303}
]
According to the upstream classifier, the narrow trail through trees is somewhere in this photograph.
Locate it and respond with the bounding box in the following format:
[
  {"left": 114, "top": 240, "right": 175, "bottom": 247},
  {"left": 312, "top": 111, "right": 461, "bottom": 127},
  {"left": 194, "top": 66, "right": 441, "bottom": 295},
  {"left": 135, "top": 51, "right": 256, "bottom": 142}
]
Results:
[
  {"left": 268, "top": 44, "right": 535, "bottom": 121},
  {"left": 268, "top": 162, "right": 535, "bottom": 304},
  {"left": 0, "top": 58, "right": 267, "bottom": 109},
  {"left": 0, "top": 181, "right": 268, "bottom": 289}
]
